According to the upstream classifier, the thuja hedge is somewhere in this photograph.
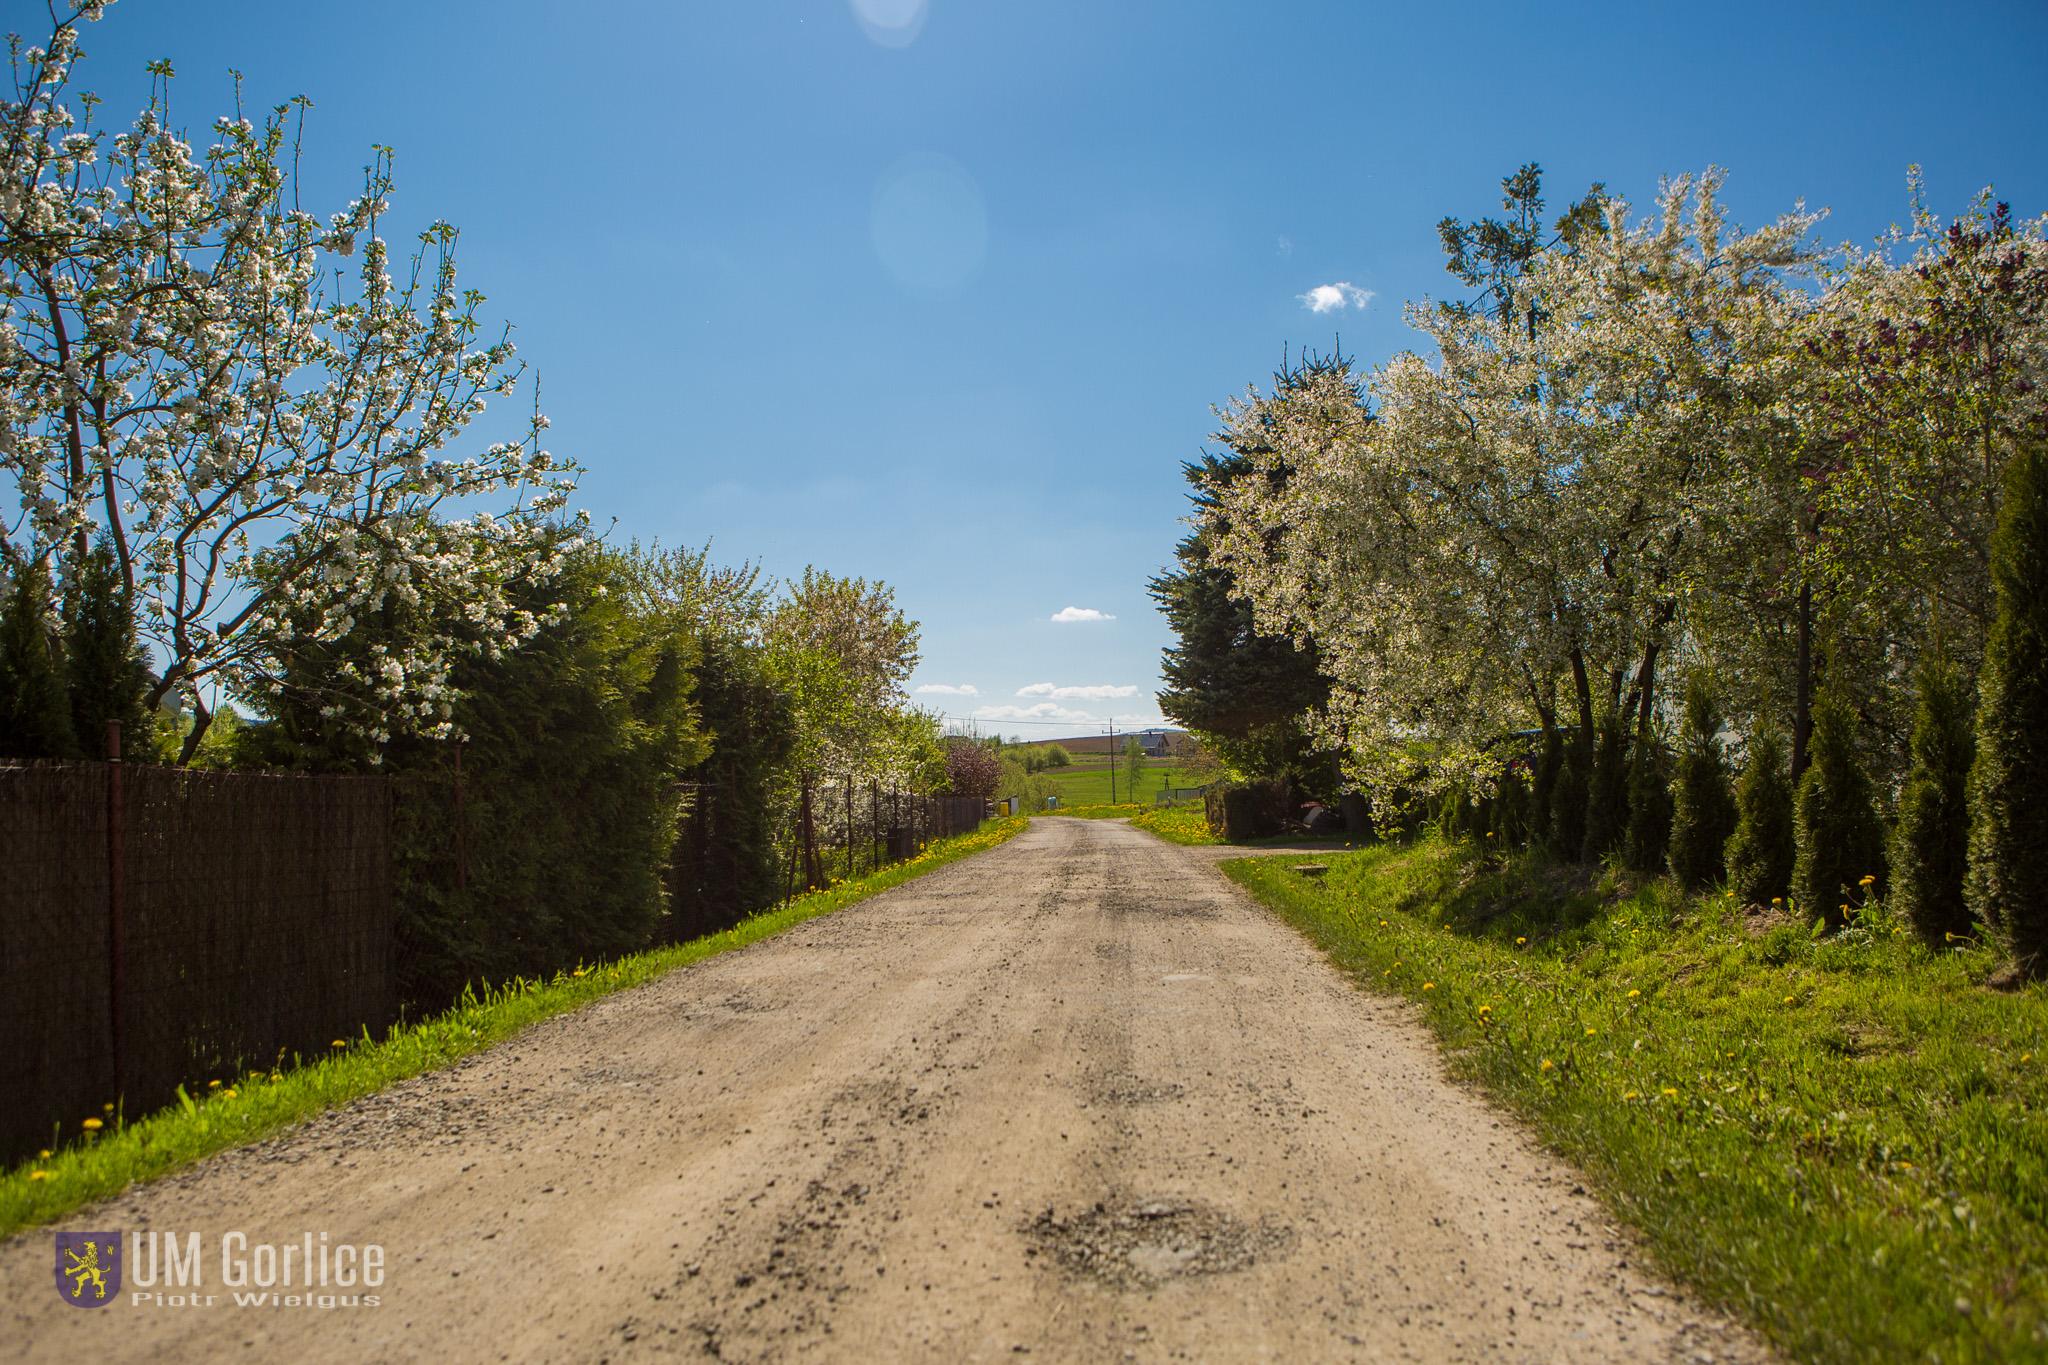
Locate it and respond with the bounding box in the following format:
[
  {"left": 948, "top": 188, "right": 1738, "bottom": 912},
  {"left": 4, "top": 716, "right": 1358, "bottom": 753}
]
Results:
[{"left": 245, "top": 545, "right": 711, "bottom": 1010}]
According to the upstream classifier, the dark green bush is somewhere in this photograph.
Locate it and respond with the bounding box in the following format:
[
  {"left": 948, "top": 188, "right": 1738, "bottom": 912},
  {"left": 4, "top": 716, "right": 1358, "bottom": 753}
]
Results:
[
  {"left": 668, "top": 632, "right": 798, "bottom": 941},
  {"left": 0, "top": 555, "right": 78, "bottom": 759},
  {"left": 1792, "top": 690, "right": 1886, "bottom": 932},
  {"left": 247, "top": 543, "right": 707, "bottom": 1008},
  {"left": 1581, "top": 706, "right": 1631, "bottom": 862},
  {"left": 1528, "top": 725, "right": 1563, "bottom": 845},
  {"left": 1548, "top": 732, "right": 1590, "bottom": 859},
  {"left": 1726, "top": 729, "right": 1795, "bottom": 907},
  {"left": 62, "top": 540, "right": 151, "bottom": 755},
  {"left": 1667, "top": 675, "right": 1737, "bottom": 889},
  {"left": 1893, "top": 654, "right": 1975, "bottom": 946},
  {"left": 1967, "top": 441, "right": 2048, "bottom": 974},
  {"left": 1623, "top": 732, "right": 1672, "bottom": 875}
]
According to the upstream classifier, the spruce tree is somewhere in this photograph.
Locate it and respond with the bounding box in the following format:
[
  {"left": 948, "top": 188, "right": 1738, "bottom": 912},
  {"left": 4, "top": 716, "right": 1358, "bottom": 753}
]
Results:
[
  {"left": 1549, "top": 731, "right": 1590, "bottom": 859},
  {"left": 1667, "top": 675, "right": 1738, "bottom": 889},
  {"left": 0, "top": 556, "right": 80, "bottom": 759},
  {"left": 63, "top": 540, "right": 152, "bottom": 756},
  {"left": 1966, "top": 440, "right": 2048, "bottom": 974},
  {"left": 1622, "top": 732, "right": 1672, "bottom": 874},
  {"left": 1893, "top": 654, "right": 1975, "bottom": 946},
  {"left": 1791, "top": 690, "right": 1886, "bottom": 932},
  {"left": 1581, "top": 705, "right": 1631, "bottom": 862},
  {"left": 1529, "top": 725, "right": 1563, "bottom": 845},
  {"left": 1726, "top": 729, "right": 1795, "bottom": 907}
]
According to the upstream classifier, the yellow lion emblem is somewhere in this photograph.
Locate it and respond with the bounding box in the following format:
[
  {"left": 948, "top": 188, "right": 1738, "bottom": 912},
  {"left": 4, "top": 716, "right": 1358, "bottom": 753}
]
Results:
[{"left": 64, "top": 1240, "right": 108, "bottom": 1301}]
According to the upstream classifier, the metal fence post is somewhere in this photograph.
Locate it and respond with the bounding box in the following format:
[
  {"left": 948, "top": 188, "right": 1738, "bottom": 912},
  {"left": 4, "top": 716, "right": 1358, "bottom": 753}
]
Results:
[{"left": 105, "top": 718, "right": 124, "bottom": 1107}]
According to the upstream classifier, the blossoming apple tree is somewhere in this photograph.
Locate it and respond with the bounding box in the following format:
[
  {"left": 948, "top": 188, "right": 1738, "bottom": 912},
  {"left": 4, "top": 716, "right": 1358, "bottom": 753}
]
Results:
[{"left": 0, "top": 1, "right": 579, "bottom": 760}]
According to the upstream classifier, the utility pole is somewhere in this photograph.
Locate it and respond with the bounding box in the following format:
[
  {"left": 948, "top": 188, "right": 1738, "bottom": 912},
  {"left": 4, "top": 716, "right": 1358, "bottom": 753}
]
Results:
[{"left": 1105, "top": 720, "right": 1116, "bottom": 804}]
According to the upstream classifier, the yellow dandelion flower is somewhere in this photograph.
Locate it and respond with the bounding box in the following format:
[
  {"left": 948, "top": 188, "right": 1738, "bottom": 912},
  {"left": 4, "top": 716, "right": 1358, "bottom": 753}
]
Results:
[
  {"left": 1783, "top": 996, "right": 1795, "bottom": 1005},
  {"left": 1516, "top": 937, "right": 1527, "bottom": 946},
  {"left": 1899, "top": 1161, "right": 1914, "bottom": 1170},
  {"left": 1423, "top": 982, "right": 1435, "bottom": 990},
  {"left": 29, "top": 1170, "right": 47, "bottom": 1180},
  {"left": 1661, "top": 1087, "right": 1678, "bottom": 1096},
  {"left": 1628, "top": 989, "right": 1640, "bottom": 998},
  {"left": 1477, "top": 1005, "right": 1492, "bottom": 1015},
  {"left": 1585, "top": 1027, "right": 1596, "bottom": 1037},
  {"left": 2022, "top": 1053, "right": 2033, "bottom": 1064},
  {"left": 1539, "top": 1059, "right": 1554, "bottom": 1072},
  {"left": 1772, "top": 897, "right": 1783, "bottom": 905},
  {"left": 331, "top": 1039, "right": 347, "bottom": 1048},
  {"left": 81, "top": 1118, "right": 102, "bottom": 1130},
  {"left": 1623, "top": 1091, "right": 1639, "bottom": 1100},
  {"left": 1860, "top": 875, "right": 1876, "bottom": 886},
  {"left": 224, "top": 1088, "right": 237, "bottom": 1099},
  {"left": 38, "top": 1149, "right": 50, "bottom": 1159},
  {"left": 208, "top": 1079, "right": 221, "bottom": 1089}
]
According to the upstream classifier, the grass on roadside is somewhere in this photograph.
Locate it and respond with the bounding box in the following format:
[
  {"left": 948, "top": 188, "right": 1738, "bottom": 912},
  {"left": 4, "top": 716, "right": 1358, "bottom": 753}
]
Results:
[
  {"left": 1128, "top": 805, "right": 1221, "bottom": 845},
  {"left": 1225, "top": 834, "right": 2048, "bottom": 1365},
  {"left": 0, "top": 814, "right": 1030, "bottom": 1241}
]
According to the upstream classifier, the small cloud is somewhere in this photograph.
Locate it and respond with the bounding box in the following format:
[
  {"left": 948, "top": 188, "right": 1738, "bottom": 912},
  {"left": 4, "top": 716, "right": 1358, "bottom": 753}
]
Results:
[
  {"left": 973, "top": 702, "right": 1098, "bottom": 723},
  {"left": 914, "top": 683, "right": 980, "bottom": 696},
  {"left": 1017, "top": 682, "right": 1140, "bottom": 700},
  {"left": 1299, "top": 282, "right": 1373, "bottom": 313},
  {"left": 1050, "top": 606, "right": 1115, "bottom": 623},
  {"left": 1277, "top": 235, "right": 1294, "bottom": 257}
]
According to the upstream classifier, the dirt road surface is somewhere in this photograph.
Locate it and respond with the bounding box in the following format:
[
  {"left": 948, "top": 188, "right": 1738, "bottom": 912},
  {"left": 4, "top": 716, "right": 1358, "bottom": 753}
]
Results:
[{"left": 4, "top": 817, "right": 1773, "bottom": 1363}]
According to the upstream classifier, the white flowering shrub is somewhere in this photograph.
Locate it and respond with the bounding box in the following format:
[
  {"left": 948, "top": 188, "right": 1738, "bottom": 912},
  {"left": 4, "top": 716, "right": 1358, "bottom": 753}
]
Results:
[{"left": 0, "top": 2, "right": 580, "bottom": 760}]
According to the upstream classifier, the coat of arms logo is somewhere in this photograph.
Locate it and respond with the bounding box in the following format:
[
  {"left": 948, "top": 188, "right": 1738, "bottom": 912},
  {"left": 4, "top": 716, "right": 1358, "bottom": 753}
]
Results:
[{"left": 54, "top": 1231, "right": 122, "bottom": 1307}]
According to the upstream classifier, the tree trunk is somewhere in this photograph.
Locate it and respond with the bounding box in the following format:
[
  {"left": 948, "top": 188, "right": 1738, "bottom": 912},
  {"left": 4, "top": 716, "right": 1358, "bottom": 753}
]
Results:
[{"left": 1568, "top": 644, "right": 1596, "bottom": 750}]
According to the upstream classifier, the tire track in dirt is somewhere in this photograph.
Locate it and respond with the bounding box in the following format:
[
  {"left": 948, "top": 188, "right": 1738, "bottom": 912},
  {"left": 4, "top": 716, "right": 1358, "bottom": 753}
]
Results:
[{"left": 3, "top": 817, "right": 1774, "bottom": 1363}]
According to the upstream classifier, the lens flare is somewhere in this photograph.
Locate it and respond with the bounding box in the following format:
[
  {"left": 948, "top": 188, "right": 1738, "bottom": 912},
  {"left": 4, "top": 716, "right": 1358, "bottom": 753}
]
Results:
[
  {"left": 850, "top": 0, "right": 928, "bottom": 48},
  {"left": 870, "top": 151, "right": 987, "bottom": 296}
]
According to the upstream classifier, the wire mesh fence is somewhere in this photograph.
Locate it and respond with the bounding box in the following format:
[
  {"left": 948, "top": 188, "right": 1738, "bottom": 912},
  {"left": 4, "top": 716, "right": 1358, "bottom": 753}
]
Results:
[{"left": 0, "top": 760, "right": 391, "bottom": 1164}]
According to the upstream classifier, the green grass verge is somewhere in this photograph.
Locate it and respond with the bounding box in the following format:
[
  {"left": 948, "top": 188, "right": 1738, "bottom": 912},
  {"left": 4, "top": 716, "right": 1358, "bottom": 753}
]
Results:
[
  {"left": 1127, "top": 805, "right": 1221, "bottom": 845},
  {"left": 0, "top": 814, "right": 1031, "bottom": 1241},
  {"left": 1224, "top": 834, "right": 2048, "bottom": 1364},
  {"left": 1039, "top": 763, "right": 1190, "bottom": 806}
]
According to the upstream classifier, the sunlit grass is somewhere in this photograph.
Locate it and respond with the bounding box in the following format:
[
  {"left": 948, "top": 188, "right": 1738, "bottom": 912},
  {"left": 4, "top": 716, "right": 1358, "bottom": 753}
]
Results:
[
  {"left": 0, "top": 814, "right": 1030, "bottom": 1240},
  {"left": 1128, "top": 805, "right": 1220, "bottom": 845},
  {"left": 1227, "top": 834, "right": 2048, "bottom": 1364}
]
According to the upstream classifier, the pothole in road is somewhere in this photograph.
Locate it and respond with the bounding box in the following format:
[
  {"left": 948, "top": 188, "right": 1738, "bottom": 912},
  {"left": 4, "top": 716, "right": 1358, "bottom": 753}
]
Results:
[{"left": 1024, "top": 1197, "right": 1294, "bottom": 1290}]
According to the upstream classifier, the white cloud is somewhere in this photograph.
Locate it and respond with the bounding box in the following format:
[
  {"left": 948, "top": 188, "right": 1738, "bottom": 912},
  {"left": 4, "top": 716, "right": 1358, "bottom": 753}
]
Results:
[
  {"left": 1050, "top": 606, "right": 1115, "bottom": 623},
  {"left": 1299, "top": 282, "right": 1373, "bottom": 313},
  {"left": 914, "top": 683, "right": 980, "bottom": 696},
  {"left": 1016, "top": 682, "right": 1140, "bottom": 700},
  {"left": 973, "top": 702, "right": 1098, "bottom": 723}
]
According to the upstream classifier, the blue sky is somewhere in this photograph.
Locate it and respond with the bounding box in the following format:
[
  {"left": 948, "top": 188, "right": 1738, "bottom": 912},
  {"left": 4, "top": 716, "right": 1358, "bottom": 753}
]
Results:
[{"left": 55, "top": 0, "right": 2048, "bottom": 738}]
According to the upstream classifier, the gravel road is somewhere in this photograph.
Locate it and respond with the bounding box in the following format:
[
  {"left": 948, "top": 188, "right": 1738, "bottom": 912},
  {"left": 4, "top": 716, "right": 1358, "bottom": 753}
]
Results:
[{"left": 4, "top": 816, "right": 1773, "bottom": 1363}]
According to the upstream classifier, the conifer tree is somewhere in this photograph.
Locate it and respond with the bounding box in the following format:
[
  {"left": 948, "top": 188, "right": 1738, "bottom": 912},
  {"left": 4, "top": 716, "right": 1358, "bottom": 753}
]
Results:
[
  {"left": 1529, "top": 725, "right": 1563, "bottom": 845},
  {"left": 1894, "top": 654, "right": 1975, "bottom": 946},
  {"left": 0, "top": 556, "right": 80, "bottom": 759},
  {"left": 1668, "top": 675, "right": 1738, "bottom": 888},
  {"left": 1966, "top": 440, "right": 2048, "bottom": 973},
  {"left": 62, "top": 541, "right": 152, "bottom": 756},
  {"left": 1726, "top": 730, "right": 1796, "bottom": 907},
  {"left": 1549, "top": 732, "right": 1590, "bottom": 858},
  {"left": 1622, "top": 732, "right": 1672, "bottom": 874},
  {"left": 1581, "top": 705, "right": 1631, "bottom": 862},
  {"left": 1792, "top": 690, "right": 1886, "bottom": 932}
]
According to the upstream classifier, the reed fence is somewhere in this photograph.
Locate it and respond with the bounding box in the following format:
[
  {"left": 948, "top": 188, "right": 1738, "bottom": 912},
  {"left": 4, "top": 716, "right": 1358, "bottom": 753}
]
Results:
[{"left": 0, "top": 756, "right": 390, "bottom": 1164}]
